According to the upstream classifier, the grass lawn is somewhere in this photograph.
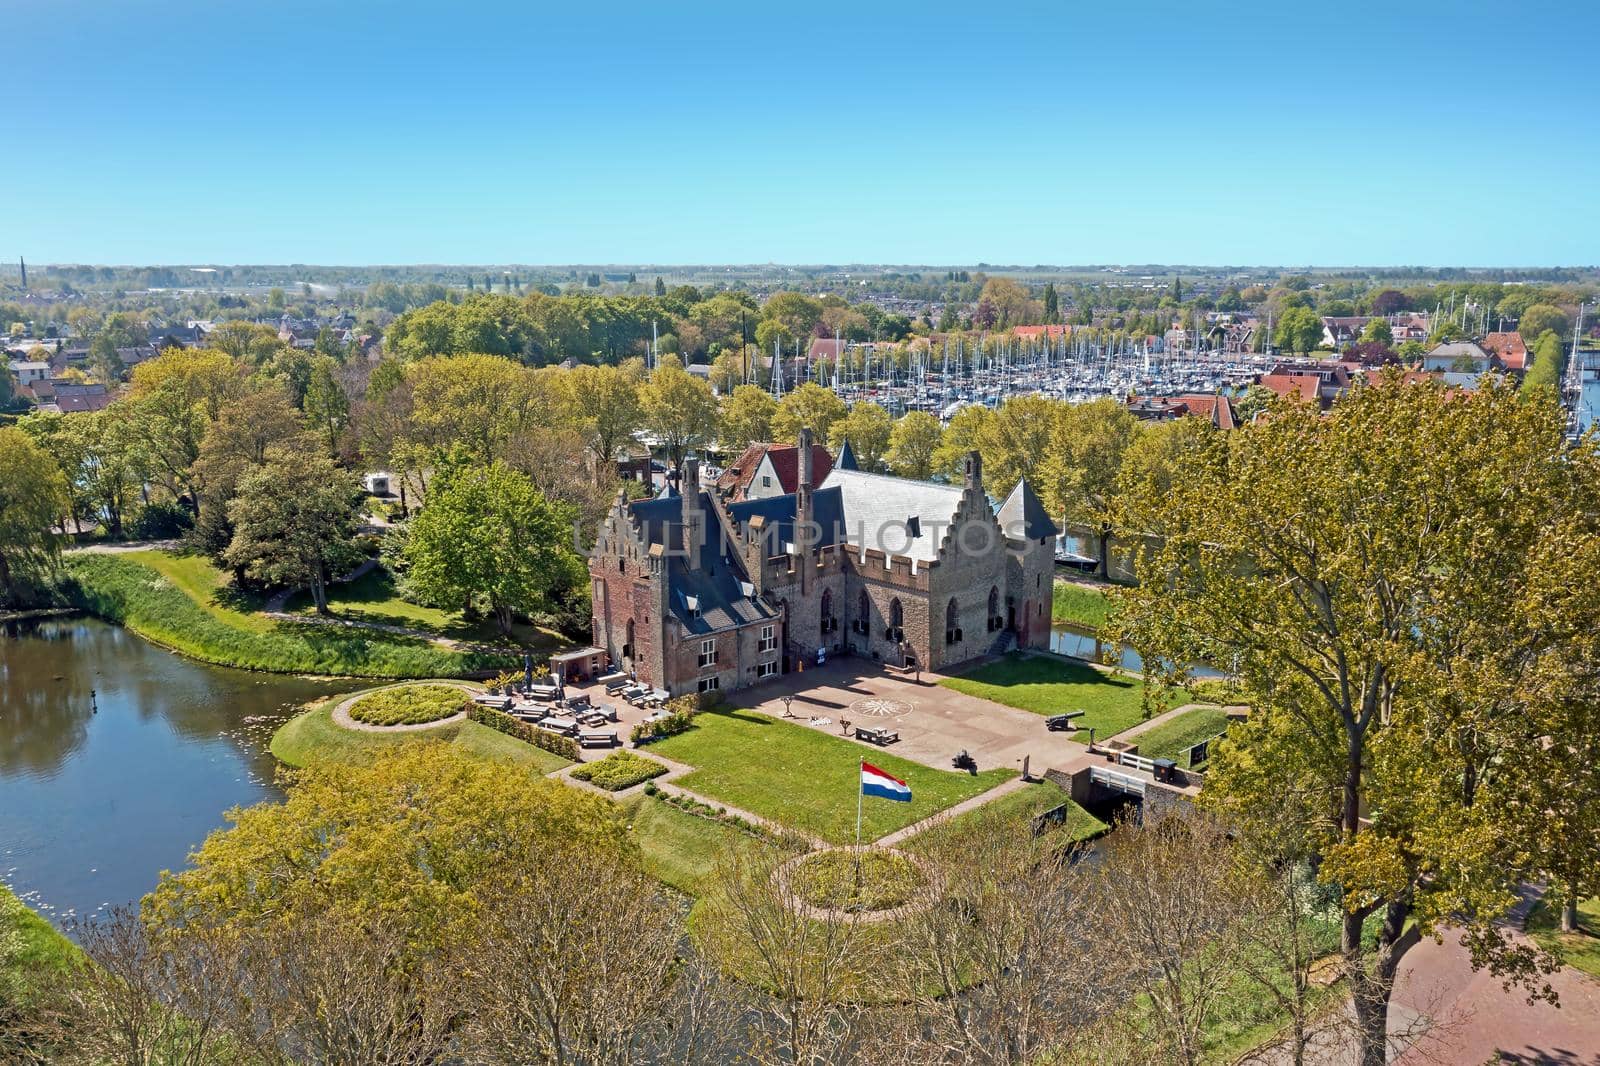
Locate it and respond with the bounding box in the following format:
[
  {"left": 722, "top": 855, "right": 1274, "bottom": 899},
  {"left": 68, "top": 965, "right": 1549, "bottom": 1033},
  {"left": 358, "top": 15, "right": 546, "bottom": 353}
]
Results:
[
  {"left": 902, "top": 780, "right": 1108, "bottom": 855},
  {"left": 283, "top": 565, "right": 562, "bottom": 649},
  {"left": 616, "top": 792, "right": 774, "bottom": 897},
  {"left": 1128, "top": 706, "right": 1230, "bottom": 766},
  {"left": 940, "top": 653, "right": 1188, "bottom": 739},
  {"left": 1052, "top": 581, "right": 1112, "bottom": 628},
  {"left": 649, "top": 709, "right": 1015, "bottom": 844},
  {"left": 2, "top": 882, "right": 80, "bottom": 993},
  {"left": 1527, "top": 895, "right": 1600, "bottom": 979},
  {"left": 271, "top": 697, "right": 570, "bottom": 774},
  {"left": 65, "top": 551, "right": 513, "bottom": 678}
]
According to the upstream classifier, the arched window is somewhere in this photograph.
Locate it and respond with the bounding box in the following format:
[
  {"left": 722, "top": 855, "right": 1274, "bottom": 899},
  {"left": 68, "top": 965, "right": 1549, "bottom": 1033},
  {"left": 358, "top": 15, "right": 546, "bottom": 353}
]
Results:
[
  {"left": 623, "top": 618, "right": 635, "bottom": 661},
  {"left": 857, "top": 588, "right": 870, "bottom": 635},
  {"left": 821, "top": 588, "right": 835, "bottom": 634},
  {"left": 988, "top": 586, "right": 1001, "bottom": 631},
  {"left": 888, "top": 598, "right": 903, "bottom": 642},
  {"left": 945, "top": 597, "right": 960, "bottom": 645},
  {"left": 618, "top": 557, "right": 626, "bottom": 574}
]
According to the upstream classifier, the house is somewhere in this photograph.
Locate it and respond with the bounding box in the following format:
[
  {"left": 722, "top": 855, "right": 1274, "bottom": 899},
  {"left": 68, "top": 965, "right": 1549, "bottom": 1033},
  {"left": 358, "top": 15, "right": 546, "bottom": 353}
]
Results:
[
  {"left": 7, "top": 360, "right": 49, "bottom": 389},
  {"left": 1321, "top": 316, "right": 1373, "bottom": 349},
  {"left": 1388, "top": 313, "right": 1431, "bottom": 344},
  {"left": 1481, "top": 332, "right": 1529, "bottom": 372},
  {"left": 51, "top": 383, "right": 112, "bottom": 414},
  {"left": 1126, "top": 393, "right": 1238, "bottom": 430},
  {"left": 807, "top": 338, "right": 848, "bottom": 363},
  {"left": 1012, "top": 324, "right": 1071, "bottom": 341},
  {"left": 588, "top": 432, "right": 1057, "bottom": 697},
  {"left": 1258, "top": 373, "right": 1325, "bottom": 407},
  {"left": 1421, "top": 341, "right": 1491, "bottom": 374},
  {"left": 716, "top": 440, "right": 835, "bottom": 502}
]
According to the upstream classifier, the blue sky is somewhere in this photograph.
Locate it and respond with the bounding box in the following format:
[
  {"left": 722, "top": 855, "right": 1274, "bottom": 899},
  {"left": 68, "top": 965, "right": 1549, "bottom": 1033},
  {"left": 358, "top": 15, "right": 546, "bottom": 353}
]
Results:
[{"left": 8, "top": 0, "right": 1598, "bottom": 265}]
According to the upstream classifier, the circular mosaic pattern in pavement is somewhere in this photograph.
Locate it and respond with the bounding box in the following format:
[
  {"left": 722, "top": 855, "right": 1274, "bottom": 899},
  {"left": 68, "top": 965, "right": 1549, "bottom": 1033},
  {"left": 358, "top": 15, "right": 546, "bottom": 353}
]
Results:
[{"left": 849, "top": 696, "right": 912, "bottom": 718}]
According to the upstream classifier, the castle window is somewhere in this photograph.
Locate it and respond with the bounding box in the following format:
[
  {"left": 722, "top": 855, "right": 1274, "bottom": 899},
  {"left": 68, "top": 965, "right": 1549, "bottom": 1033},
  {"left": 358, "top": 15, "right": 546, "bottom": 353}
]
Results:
[
  {"left": 758, "top": 660, "right": 778, "bottom": 678},
  {"left": 759, "top": 625, "right": 777, "bottom": 653},
  {"left": 618, "top": 558, "right": 626, "bottom": 574},
  {"left": 945, "top": 598, "right": 960, "bottom": 645},
  {"left": 698, "top": 639, "right": 718, "bottom": 668},
  {"left": 886, "top": 598, "right": 903, "bottom": 642},
  {"left": 697, "top": 676, "right": 720, "bottom": 693}
]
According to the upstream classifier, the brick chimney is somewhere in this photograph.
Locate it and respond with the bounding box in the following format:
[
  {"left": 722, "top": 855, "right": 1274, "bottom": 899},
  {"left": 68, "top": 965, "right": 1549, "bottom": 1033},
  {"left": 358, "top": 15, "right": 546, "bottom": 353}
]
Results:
[
  {"left": 681, "top": 458, "right": 702, "bottom": 570},
  {"left": 795, "top": 429, "right": 815, "bottom": 592},
  {"left": 964, "top": 449, "right": 982, "bottom": 492}
]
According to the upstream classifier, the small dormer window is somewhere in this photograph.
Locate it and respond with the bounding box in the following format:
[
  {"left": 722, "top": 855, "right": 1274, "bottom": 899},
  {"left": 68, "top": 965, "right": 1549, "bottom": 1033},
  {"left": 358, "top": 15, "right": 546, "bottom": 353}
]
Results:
[
  {"left": 762, "top": 476, "right": 771, "bottom": 487},
  {"left": 907, "top": 516, "right": 921, "bottom": 537}
]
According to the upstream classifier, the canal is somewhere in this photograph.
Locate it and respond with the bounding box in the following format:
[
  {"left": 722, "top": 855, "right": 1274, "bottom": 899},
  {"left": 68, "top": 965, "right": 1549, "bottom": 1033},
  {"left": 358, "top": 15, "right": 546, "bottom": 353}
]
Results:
[
  {"left": 0, "top": 616, "right": 351, "bottom": 927},
  {"left": 1049, "top": 621, "right": 1226, "bottom": 679}
]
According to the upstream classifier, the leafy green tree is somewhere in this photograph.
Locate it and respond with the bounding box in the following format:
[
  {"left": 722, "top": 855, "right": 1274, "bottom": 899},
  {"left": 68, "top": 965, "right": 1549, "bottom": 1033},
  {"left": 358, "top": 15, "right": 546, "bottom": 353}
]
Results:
[
  {"left": 1518, "top": 303, "right": 1569, "bottom": 343},
  {"left": 1359, "top": 318, "right": 1392, "bottom": 346},
  {"left": 1110, "top": 378, "right": 1598, "bottom": 1065},
  {"left": 1043, "top": 398, "right": 1140, "bottom": 577},
  {"left": 193, "top": 386, "right": 316, "bottom": 560},
  {"left": 302, "top": 354, "right": 350, "bottom": 455},
  {"left": 208, "top": 320, "right": 286, "bottom": 364},
  {"left": 771, "top": 382, "right": 847, "bottom": 446},
  {"left": 639, "top": 361, "right": 719, "bottom": 468},
  {"left": 127, "top": 348, "right": 243, "bottom": 515},
  {"left": 1520, "top": 329, "right": 1565, "bottom": 395},
  {"left": 224, "top": 447, "right": 364, "bottom": 613},
  {"left": 1274, "top": 305, "right": 1323, "bottom": 353},
  {"left": 0, "top": 428, "right": 70, "bottom": 605},
  {"left": 887, "top": 411, "right": 943, "bottom": 480},
  {"left": 565, "top": 364, "right": 641, "bottom": 480},
  {"left": 401, "top": 460, "right": 583, "bottom": 635},
  {"left": 1042, "top": 282, "right": 1059, "bottom": 321},
  {"left": 402, "top": 353, "right": 538, "bottom": 464},
  {"left": 720, "top": 384, "right": 778, "bottom": 452},
  {"left": 932, "top": 403, "right": 993, "bottom": 477},
  {"left": 976, "top": 395, "right": 1057, "bottom": 493},
  {"left": 827, "top": 402, "right": 892, "bottom": 472}
]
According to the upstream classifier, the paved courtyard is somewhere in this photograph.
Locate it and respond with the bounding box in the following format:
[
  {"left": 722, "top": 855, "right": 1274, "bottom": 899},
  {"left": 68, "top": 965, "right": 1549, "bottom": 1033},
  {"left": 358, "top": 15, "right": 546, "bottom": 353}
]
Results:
[{"left": 721, "top": 656, "right": 1095, "bottom": 777}]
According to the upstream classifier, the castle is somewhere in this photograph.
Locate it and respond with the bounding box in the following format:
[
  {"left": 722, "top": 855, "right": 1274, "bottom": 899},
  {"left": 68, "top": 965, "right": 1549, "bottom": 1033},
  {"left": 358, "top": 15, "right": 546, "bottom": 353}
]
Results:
[{"left": 588, "top": 430, "right": 1058, "bottom": 696}]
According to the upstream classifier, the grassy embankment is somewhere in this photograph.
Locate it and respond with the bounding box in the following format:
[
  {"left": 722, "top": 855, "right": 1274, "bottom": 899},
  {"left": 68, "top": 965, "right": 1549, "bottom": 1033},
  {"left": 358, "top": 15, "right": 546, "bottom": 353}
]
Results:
[
  {"left": 65, "top": 551, "right": 515, "bottom": 678},
  {"left": 649, "top": 708, "right": 1014, "bottom": 844},
  {"left": 282, "top": 564, "right": 564, "bottom": 649},
  {"left": 1052, "top": 580, "right": 1113, "bottom": 629},
  {"left": 271, "top": 696, "right": 570, "bottom": 774},
  {"left": 2, "top": 882, "right": 80, "bottom": 1039},
  {"left": 1128, "top": 706, "right": 1231, "bottom": 766},
  {"left": 940, "top": 652, "right": 1191, "bottom": 738}
]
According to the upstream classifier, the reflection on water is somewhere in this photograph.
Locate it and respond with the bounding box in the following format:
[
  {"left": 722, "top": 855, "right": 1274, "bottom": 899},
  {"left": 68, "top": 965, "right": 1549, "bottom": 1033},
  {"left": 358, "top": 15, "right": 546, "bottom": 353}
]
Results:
[
  {"left": 1049, "top": 622, "right": 1225, "bottom": 679},
  {"left": 0, "top": 617, "right": 351, "bottom": 928}
]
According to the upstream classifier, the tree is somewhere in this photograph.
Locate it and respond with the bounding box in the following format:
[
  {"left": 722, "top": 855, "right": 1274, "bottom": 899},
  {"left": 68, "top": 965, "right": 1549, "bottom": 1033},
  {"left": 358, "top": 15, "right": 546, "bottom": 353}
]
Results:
[
  {"left": 975, "top": 395, "right": 1057, "bottom": 492},
  {"left": 401, "top": 460, "right": 583, "bottom": 635},
  {"left": 639, "top": 361, "right": 719, "bottom": 468},
  {"left": 933, "top": 403, "right": 993, "bottom": 478},
  {"left": 401, "top": 353, "right": 538, "bottom": 464},
  {"left": 1359, "top": 318, "right": 1392, "bottom": 346},
  {"left": 301, "top": 355, "right": 349, "bottom": 456},
  {"left": 887, "top": 411, "right": 942, "bottom": 480},
  {"left": 223, "top": 448, "right": 363, "bottom": 613},
  {"left": 207, "top": 321, "right": 286, "bottom": 365},
  {"left": 1518, "top": 303, "right": 1569, "bottom": 343},
  {"left": 1110, "top": 378, "right": 1594, "bottom": 1066},
  {"left": 1370, "top": 289, "right": 1407, "bottom": 316},
  {"left": 192, "top": 387, "right": 316, "bottom": 560},
  {"left": 720, "top": 384, "right": 779, "bottom": 452},
  {"left": 771, "top": 382, "right": 847, "bottom": 446},
  {"left": 1274, "top": 305, "right": 1322, "bottom": 353},
  {"left": 564, "top": 364, "right": 642, "bottom": 479},
  {"left": 826, "top": 402, "right": 892, "bottom": 472},
  {"left": 1520, "top": 329, "right": 1566, "bottom": 395},
  {"left": 128, "top": 348, "right": 243, "bottom": 514},
  {"left": 1113, "top": 415, "right": 1216, "bottom": 504},
  {"left": 978, "top": 278, "right": 1034, "bottom": 327},
  {"left": 1042, "top": 282, "right": 1059, "bottom": 321},
  {"left": 0, "top": 428, "right": 70, "bottom": 606},
  {"left": 1043, "top": 398, "right": 1140, "bottom": 577}
]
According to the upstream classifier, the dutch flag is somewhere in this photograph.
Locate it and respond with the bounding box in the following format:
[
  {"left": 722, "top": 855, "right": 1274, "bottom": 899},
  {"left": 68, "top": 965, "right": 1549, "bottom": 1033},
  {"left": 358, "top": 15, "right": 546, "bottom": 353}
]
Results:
[{"left": 860, "top": 762, "right": 912, "bottom": 803}]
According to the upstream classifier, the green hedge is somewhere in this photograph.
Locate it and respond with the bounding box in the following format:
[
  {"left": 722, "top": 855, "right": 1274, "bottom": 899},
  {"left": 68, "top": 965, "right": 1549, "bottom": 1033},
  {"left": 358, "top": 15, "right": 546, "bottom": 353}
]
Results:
[
  {"left": 570, "top": 751, "right": 668, "bottom": 791},
  {"left": 467, "top": 704, "right": 581, "bottom": 761},
  {"left": 631, "top": 709, "right": 695, "bottom": 744},
  {"left": 64, "top": 553, "right": 511, "bottom": 678}
]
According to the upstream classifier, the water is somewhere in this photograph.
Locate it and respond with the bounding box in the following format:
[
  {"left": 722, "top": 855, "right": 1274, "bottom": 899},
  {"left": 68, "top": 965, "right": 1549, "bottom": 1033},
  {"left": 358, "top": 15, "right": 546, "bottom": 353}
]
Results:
[
  {"left": 0, "top": 616, "right": 351, "bottom": 927},
  {"left": 1049, "top": 622, "right": 1226, "bottom": 679}
]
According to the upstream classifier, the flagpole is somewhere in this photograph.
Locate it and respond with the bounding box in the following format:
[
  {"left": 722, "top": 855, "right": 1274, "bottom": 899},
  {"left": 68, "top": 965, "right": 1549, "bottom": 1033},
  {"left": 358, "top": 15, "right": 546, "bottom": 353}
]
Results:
[{"left": 855, "top": 757, "right": 863, "bottom": 851}]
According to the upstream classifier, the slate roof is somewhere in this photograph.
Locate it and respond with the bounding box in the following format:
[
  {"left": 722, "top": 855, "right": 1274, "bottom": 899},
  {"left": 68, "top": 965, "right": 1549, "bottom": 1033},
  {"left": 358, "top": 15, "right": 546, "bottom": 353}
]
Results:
[
  {"left": 728, "top": 486, "right": 846, "bottom": 555},
  {"left": 626, "top": 492, "right": 778, "bottom": 634},
  {"left": 821, "top": 468, "right": 968, "bottom": 563},
  {"left": 836, "top": 439, "right": 857, "bottom": 470},
  {"left": 996, "top": 479, "right": 1058, "bottom": 541},
  {"left": 52, "top": 383, "right": 112, "bottom": 413}
]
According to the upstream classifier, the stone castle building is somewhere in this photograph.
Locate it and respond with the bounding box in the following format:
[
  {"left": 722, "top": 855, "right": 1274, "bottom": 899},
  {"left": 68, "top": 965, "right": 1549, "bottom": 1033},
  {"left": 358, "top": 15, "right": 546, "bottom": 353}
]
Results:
[{"left": 588, "top": 430, "right": 1058, "bottom": 696}]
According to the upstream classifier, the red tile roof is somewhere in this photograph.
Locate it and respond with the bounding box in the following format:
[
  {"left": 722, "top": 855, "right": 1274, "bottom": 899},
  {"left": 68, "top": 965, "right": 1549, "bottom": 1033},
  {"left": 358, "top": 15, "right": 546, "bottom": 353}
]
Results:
[
  {"left": 1258, "top": 373, "right": 1322, "bottom": 405},
  {"left": 1013, "top": 324, "right": 1071, "bottom": 339},
  {"left": 715, "top": 442, "right": 834, "bottom": 501},
  {"left": 1482, "top": 331, "right": 1529, "bottom": 371}
]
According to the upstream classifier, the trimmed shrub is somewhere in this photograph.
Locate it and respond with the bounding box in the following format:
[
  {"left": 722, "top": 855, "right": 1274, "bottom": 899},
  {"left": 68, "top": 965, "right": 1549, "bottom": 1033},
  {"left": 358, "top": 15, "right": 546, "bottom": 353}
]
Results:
[
  {"left": 570, "top": 751, "right": 667, "bottom": 791},
  {"left": 467, "top": 705, "right": 580, "bottom": 761},
  {"left": 347, "top": 684, "right": 465, "bottom": 726}
]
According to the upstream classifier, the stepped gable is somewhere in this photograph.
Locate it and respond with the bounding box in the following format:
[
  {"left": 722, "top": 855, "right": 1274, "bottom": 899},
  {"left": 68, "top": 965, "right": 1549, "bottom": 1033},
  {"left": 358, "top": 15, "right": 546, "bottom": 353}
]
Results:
[{"left": 997, "top": 478, "right": 1058, "bottom": 541}]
